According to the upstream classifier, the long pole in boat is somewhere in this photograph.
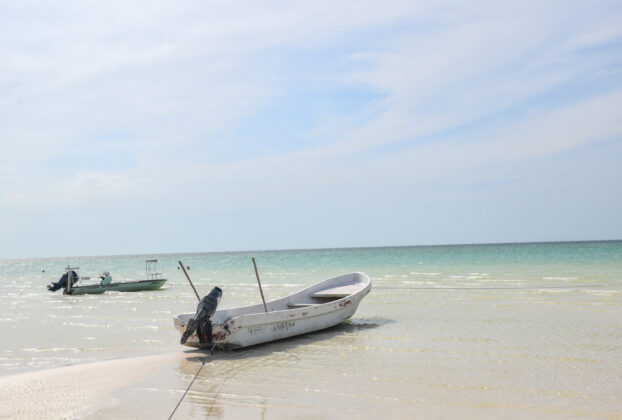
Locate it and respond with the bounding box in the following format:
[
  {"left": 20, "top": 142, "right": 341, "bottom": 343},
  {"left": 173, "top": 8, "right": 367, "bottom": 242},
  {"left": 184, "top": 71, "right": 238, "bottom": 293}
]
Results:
[
  {"left": 65, "top": 265, "right": 71, "bottom": 294},
  {"left": 179, "top": 261, "right": 201, "bottom": 301},
  {"left": 252, "top": 257, "right": 268, "bottom": 312}
]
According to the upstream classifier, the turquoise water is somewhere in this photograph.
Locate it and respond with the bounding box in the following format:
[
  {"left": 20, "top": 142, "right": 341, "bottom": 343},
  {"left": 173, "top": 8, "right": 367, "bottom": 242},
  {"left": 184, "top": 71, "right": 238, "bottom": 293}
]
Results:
[{"left": 1, "top": 241, "right": 621, "bottom": 417}]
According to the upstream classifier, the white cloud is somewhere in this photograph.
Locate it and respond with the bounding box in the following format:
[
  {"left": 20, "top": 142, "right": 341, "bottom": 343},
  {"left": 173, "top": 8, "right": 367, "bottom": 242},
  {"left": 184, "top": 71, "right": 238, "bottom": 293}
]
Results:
[{"left": 1, "top": 1, "right": 621, "bottom": 256}]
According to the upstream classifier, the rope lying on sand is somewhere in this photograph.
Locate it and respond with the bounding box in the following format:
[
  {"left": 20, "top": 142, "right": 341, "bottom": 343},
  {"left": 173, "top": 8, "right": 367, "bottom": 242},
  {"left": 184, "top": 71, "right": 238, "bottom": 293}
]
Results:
[
  {"left": 169, "top": 343, "right": 218, "bottom": 420},
  {"left": 168, "top": 356, "right": 208, "bottom": 420}
]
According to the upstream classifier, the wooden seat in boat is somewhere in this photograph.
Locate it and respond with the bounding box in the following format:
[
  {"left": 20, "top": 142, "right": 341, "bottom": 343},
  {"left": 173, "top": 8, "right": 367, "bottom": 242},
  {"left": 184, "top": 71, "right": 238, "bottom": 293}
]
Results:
[
  {"left": 310, "top": 284, "right": 363, "bottom": 298},
  {"left": 287, "top": 303, "right": 317, "bottom": 309}
]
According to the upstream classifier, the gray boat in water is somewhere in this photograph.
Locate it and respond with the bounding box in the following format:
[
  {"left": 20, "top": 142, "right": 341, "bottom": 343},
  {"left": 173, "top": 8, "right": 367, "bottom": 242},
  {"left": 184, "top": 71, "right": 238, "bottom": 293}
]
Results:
[{"left": 48, "top": 259, "right": 167, "bottom": 295}]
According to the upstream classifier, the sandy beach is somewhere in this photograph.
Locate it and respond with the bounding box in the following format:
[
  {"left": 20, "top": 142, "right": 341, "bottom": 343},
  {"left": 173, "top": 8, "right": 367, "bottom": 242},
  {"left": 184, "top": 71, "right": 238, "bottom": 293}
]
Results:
[
  {"left": 0, "top": 352, "right": 191, "bottom": 419},
  {"left": 3, "top": 306, "right": 622, "bottom": 420}
]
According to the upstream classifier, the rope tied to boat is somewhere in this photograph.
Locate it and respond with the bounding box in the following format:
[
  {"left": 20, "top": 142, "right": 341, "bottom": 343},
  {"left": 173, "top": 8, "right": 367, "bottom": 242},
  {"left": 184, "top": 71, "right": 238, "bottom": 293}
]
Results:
[{"left": 168, "top": 343, "right": 217, "bottom": 420}]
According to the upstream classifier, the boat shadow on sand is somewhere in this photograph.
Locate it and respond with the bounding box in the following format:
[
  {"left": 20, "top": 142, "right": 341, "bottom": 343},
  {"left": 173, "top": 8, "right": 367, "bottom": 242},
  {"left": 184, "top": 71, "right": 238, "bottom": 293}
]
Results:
[
  {"left": 181, "top": 317, "right": 396, "bottom": 363},
  {"left": 173, "top": 318, "right": 395, "bottom": 418}
]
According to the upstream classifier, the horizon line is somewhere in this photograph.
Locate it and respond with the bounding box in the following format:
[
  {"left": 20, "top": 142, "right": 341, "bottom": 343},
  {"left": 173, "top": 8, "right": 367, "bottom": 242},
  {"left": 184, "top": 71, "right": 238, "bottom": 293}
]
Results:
[{"left": 3, "top": 238, "right": 621, "bottom": 261}]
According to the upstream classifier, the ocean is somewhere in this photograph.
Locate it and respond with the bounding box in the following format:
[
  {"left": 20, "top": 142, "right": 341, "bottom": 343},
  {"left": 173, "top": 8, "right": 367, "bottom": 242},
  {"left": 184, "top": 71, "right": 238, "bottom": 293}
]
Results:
[{"left": 1, "top": 241, "right": 621, "bottom": 418}]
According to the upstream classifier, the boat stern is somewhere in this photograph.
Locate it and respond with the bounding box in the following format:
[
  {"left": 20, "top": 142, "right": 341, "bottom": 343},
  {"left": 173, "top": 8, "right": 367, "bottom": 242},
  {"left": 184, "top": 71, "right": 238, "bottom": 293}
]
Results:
[{"left": 173, "top": 314, "right": 232, "bottom": 349}]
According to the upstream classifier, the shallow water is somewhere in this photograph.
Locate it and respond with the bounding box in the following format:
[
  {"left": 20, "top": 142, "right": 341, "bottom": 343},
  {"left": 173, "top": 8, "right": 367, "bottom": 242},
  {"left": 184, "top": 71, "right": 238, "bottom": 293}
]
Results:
[{"left": 1, "top": 242, "right": 621, "bottom": 418}]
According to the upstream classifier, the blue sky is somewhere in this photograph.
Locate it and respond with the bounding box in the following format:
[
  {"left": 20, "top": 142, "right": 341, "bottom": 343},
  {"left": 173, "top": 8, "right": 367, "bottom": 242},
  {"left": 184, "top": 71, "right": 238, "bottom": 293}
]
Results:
[{"left": 1, "top": 1, "right": 621, "bottom": 258}]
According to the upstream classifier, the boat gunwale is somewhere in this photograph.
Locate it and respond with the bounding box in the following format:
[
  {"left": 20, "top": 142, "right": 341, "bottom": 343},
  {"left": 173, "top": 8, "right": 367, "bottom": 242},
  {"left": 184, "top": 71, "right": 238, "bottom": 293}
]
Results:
[
  {"left": 176, "top": 272, "right": 371, "bottom": 327},
  {"left": 67, "top": 279, "right": 168, "bottom": 295},
  {"left": 73, "top": 278, "right": 167, "bottom": 289}
]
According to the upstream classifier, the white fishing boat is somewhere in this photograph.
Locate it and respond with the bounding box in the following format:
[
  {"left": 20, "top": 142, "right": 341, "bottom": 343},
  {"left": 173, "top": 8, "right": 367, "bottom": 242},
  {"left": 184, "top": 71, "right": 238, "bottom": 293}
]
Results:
[{"left": 173, "top": 272, "right": 371, "bottom": 349}]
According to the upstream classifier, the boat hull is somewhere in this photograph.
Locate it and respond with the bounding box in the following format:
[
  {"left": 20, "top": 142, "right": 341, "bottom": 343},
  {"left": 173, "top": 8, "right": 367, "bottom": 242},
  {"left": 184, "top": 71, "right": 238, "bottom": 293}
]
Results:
[
  {"left": 67, "top": 279, "right": 167, "bottom": 295},
  {"left": 174, "top": 272, "right": 371, "bottom": 349}
]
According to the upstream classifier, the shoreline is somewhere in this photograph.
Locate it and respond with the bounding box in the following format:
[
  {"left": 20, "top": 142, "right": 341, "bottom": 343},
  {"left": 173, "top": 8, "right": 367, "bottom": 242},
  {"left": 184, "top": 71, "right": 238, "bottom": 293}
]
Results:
[
  {"left": 3, "top": 238, "right": 620, "bottom": 261},
  {"left": 0, "top": 351, "right": 190, "bottom": 419}
]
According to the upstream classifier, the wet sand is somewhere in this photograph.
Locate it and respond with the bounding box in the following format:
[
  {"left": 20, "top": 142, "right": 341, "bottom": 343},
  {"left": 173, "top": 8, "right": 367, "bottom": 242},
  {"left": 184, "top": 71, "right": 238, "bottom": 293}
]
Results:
[
  {"left": 2, "top": 304, "right": 621, "bottom": 420},
  {"left": 0, "top": 352, "right": 188, "bottom": 419}
]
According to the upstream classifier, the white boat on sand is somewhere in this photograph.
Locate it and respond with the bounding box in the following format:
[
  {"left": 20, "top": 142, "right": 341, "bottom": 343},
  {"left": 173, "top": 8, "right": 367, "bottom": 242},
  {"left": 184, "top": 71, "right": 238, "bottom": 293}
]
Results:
[{"left": 174, "top": 272, "right": 371, "bottom": 349}]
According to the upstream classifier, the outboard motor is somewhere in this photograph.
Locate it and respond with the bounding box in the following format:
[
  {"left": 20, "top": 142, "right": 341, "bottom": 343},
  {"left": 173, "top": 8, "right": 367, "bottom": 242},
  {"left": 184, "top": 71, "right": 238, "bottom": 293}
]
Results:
[
  {"left": 47, "top": 271, "right": 78, "bottom": 292},
  {"left": 181, "top": 287, "right": 222, "bottom": 348}
]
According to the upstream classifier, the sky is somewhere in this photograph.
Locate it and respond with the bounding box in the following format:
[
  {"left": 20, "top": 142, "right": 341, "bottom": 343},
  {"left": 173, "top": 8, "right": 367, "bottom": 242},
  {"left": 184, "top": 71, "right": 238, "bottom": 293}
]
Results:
[{"left": 1, "top": 1, "right": 621, "bottom": 258}]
